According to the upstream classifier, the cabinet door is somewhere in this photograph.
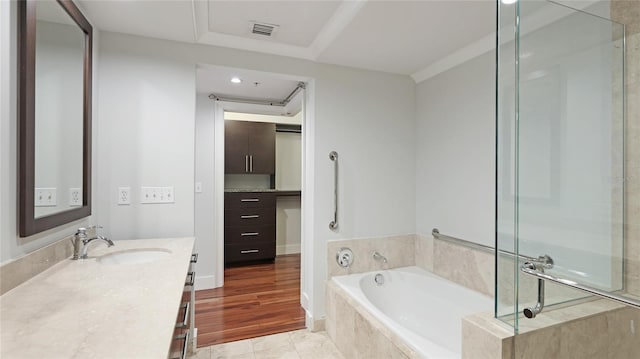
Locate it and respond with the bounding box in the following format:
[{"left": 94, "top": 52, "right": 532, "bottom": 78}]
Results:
[
  {"left": 224, "top": 121, "right": 250, "bottom": 174},
  {"left": 248, "top": 122, "right": 275, "bottom": 174}
]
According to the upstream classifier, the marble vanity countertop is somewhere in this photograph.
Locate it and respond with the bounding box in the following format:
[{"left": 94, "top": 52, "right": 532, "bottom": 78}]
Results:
[{"left": 0, "top": 237, "right": 195, "bottom": 359}]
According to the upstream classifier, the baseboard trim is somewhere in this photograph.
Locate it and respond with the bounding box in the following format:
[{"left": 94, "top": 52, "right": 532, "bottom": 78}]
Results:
[
  {"left": 194, "top": 275, "right": 217, "bottom": 290},
  {"left": 276, "top": 244, "right": 301, "bottom": 255}
]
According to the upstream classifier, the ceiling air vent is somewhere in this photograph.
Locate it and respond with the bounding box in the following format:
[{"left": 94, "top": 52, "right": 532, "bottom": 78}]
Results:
[{"left": 251, "top": 22, "right": 278, "bottom": 37}]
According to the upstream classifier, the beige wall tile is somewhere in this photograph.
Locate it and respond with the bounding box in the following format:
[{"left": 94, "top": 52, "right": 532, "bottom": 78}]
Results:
[
  {"left": 326, "top": 235, "right": 415, "bottom": 278},
  {"left": 433, "top": 240, "right": 494, "bottom": 296},
  {"left": 514, "top": 326, "right": 561, "bottom": 358},
  {"left": 605, "top": 307, "right": 640, "bottom": 358},
  {"left": 611, "top": 0, "right": 640, "bottom": 35},
  {"left": 414, "top": 234, "right": 434, "bottom": 272},
  {"left": 333, "top": 291, "right": 356, "bottom": 358},
  {"left": 557, "top": 314, "right": 610, "bottom": 358}
]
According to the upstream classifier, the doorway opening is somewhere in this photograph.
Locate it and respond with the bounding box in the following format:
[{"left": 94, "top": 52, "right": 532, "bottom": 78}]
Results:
[{"left": 193, "top": 64, "right": 313, "bottom": 347}]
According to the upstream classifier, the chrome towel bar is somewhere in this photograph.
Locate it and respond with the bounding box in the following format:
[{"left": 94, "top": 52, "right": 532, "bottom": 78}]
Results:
[
  {"left": 520, "top": 263, "right": 640, "bottom": 310},
  {"left": 329, "top": 151, "right": 338, "bottom": 230},
  {"left": 431, "top": 228, "right": 552, "bottom": 266}
]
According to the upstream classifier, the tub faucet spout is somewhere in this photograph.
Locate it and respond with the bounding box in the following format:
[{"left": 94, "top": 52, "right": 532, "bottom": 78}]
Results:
[{"left": 373, "top": 251, "right": 387, "bottom": 264}]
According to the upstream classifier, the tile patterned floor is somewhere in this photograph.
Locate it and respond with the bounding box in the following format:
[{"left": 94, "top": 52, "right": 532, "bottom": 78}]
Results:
[{"left": 191, "top": 330, "right": 345, "bottom": 359}]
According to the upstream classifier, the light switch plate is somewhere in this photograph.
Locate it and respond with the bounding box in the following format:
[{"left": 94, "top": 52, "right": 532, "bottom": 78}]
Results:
[
  {"left": 141, "top": 186, "right": 174, "bottom": 204},
  {"left": 35, "top": 188, "right": 57, "bottom": 207},
  {"left": 195, "top": 182, "right": 202, "bottom": 193}
]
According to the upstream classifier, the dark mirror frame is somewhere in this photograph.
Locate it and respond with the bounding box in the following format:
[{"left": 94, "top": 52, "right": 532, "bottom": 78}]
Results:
[{"left": 18, "top": 0, "right": 93, "bottom": 237}]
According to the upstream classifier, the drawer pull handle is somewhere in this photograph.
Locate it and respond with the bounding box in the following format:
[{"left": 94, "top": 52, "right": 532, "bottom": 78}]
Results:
[
  {"left": 175, "top": 301, "right": 190, "bottom": 328},
  {"left": 185, "top": 271, "right": 195, "bottom": 287},
  {"left": 241, "top": 215, "right": 260, "bottom": 219},
  {"left": 241, "top": 232, "right": 259, "bottom": 236},
  {"left": 241, "top": 249, "right": 259, "bottom": 254},
  {"left": 190, "top": 253, "right": 198, "bottom": 263},
  {"left": 241, "top": 198, "right": 260, "bottom": 202},
  {"left": 171, "top": 330, "right": 189, "bottom": 359}
]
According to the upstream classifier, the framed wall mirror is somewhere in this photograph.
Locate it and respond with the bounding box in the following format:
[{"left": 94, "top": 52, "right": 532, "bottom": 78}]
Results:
[{"left": 18, "top": 0, "right": 92, "bottom": 237}]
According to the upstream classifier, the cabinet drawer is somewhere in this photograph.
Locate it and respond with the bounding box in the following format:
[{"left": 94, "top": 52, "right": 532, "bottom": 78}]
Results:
[
  {"left": 225, "top": 208, "right": 275, "bottom": 227},
  {"left": 225, "top": 225, "right": 275, "bottom": 245},
  {"left": 225, "top": 241, "right": 275, "bottom": 263},
  {"left": 224, "top": 192, "right": 276, "bottom": 209}
]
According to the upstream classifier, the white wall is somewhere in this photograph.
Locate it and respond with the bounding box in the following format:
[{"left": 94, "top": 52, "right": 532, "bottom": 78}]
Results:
[
  {"left": 97, "top": 37, "right": 195, "bottom": 241},
  {"left": 97, "top": 31, "right": 416, "bottom": 321},
  {"left": 0, "top": 1, "right": 98, "bottom": 264},
  {"left": 194, "top": 94, "right": 216, "bottom": 289},
  {"left": 276, "top": 196, "right": 302, "bottom": 255},
  {"left": 276, "top": 131, "right": 302, "bottom": 191},
  {"left": 415, "top": 51, "right": 496, "bottom": 247}
]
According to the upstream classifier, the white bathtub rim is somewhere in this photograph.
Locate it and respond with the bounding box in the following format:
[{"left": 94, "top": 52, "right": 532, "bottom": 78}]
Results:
[{"left": 331, "top": 266, "right": 492, "bottom": 359}]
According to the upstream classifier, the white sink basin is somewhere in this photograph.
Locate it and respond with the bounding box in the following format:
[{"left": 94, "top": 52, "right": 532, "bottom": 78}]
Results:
[{"left": 97, "top": 248, "right": 171, "bottom": 265}]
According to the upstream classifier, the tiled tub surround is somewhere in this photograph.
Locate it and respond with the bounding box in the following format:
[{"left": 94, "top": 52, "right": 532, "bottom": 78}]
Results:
[
  {"left": 0, "top": 237, "right": 195, "bottom": 358},
  {"left": 327, "top": 267, "right": 492, "bottom": 358},
  {"left": 463, "top": 297, "right": 640, "bottom": 359},
  {"left": 326, "top": 235, "right": 416, "bottom": 277},
  {"left": 326, "top": 234, "right": 638, "bottom": 358}
]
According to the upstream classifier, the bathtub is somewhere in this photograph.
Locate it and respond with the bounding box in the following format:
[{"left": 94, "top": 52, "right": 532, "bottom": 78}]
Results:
[{"left": 331, "top": 266, "right": 492, "bottom": 358}]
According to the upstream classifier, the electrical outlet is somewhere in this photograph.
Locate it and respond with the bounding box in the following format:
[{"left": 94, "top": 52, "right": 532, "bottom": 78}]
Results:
[
  {"left": 141, "top": 186, "right": 174, "bottom": 204},
  {"left": 163, "top": 187, "right": 174, "bottom": 202},
  {"left": 69, "top": 188, "right": 82, "bottom": 206},
  {"left": 35, "top": 188, "right": 57, "bottom": 207},
  {"left": 118, "top": 187, "right": 131, "bottom": 205}
]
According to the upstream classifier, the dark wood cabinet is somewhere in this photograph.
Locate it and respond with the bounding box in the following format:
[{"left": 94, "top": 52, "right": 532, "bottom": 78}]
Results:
[
  {"left": 224, "top": 121, "right": 275, "bottom": 174},
  {"left": 224, "top": 192, "right": 276, "bottom": 264}
]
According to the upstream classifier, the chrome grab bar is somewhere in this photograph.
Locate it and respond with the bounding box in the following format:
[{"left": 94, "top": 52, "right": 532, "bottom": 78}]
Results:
[
  {"left": 520, "top": 263, "right": 640, "bottom": 310},
  {"left": 431, "top": 228, "right": 553, "bottom": 266},
  {"left": 329, "top": 151, "right": 338, "bottom": 230}
]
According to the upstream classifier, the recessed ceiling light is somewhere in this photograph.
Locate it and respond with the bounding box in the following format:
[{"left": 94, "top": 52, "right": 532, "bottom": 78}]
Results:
[
  {"left": 501, "top": 0, "right": 517, "bottom": 4},
  {"left": 230, "top": 77, "right": 242, "bottom": 84}
]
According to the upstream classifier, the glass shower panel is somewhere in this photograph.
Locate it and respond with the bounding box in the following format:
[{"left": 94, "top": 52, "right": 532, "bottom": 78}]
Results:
[
  {"left": 495, "top": 0, "right": 519, "bottom": 328},
  {"left": 496, "top": 0, "right": 625, "bottom": 332},
  {"left": 518, "top": 0, "right": 624, "bottom": 302}
]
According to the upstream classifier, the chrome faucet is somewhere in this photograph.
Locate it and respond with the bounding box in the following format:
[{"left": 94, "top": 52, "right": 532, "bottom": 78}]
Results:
[
  {"left": 72, "top": 226, "right": 113, "bottom": 260},
  {"left": 373, "top": 251, "right": 387, "bottom": 264},
  {"left": 81, "top": 235, "right": 114, "bottom": 259}
]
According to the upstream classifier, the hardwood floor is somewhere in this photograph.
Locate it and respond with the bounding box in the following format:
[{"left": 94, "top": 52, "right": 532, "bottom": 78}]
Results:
[{"left": 195, "top": 254, "right": 306, "bottom": 347}]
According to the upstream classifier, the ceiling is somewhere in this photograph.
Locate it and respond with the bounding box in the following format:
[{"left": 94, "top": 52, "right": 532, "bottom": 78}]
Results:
[
  {"left": 196, "top": 65, "right": 303, "bottom": 116},
  {"left": 78, "top": 0, "right": 496, "bottom": 79}
]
